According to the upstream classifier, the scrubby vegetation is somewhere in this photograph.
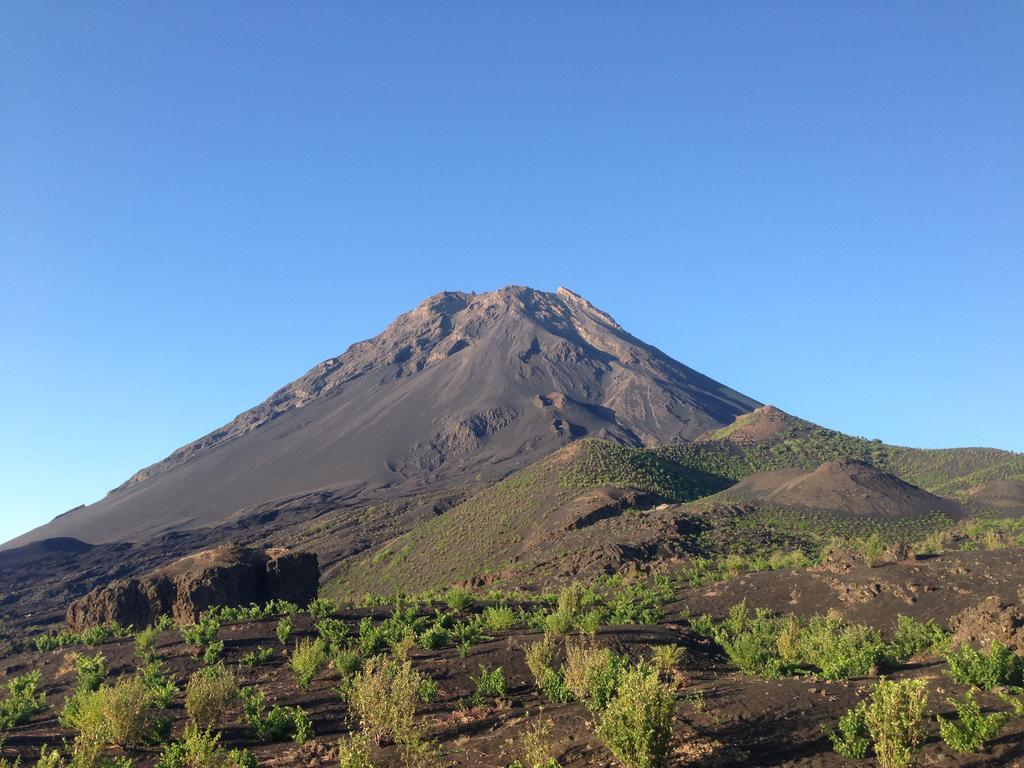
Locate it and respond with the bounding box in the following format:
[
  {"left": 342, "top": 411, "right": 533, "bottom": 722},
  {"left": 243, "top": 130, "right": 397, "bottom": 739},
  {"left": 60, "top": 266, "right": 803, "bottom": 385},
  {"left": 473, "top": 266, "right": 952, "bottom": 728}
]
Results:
[
  {"left": 828, "top": 678, "right": 928, "bottom": 768},
  {"left": 239, "top": 687, "right": 312, "bottom": 745},
  {"left": 185, "top": 664, "right": 238, "bottom": 729},
  {"left": 938, "top": 690, "right": 1010, "bottom": 753},
  {"left": 0, "top": 671, "right": 47, "bottom": 731},
  {"left": 691, "top": 602, "right": 942, "bottom": 680},
  {"left": 944, "top": 641, "right": 1024, "bottom": 689}
]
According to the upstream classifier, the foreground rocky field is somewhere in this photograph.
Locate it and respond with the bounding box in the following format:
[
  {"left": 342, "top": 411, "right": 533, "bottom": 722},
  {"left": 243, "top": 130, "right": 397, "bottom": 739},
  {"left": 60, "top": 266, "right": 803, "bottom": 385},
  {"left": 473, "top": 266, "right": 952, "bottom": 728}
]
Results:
[{"left": 4, "top": 542, "right": 1024, "bottom": 768}]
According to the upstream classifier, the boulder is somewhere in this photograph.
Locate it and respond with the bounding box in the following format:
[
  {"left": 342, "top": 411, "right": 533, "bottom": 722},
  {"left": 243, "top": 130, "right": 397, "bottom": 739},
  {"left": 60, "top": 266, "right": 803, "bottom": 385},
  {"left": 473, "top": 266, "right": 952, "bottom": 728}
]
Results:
[
  {"left": 66, "top": 545, "right": 318, "bottom": 631},
  {"left": 949, "top": 596, "right": 1024, "bottom": 654}
]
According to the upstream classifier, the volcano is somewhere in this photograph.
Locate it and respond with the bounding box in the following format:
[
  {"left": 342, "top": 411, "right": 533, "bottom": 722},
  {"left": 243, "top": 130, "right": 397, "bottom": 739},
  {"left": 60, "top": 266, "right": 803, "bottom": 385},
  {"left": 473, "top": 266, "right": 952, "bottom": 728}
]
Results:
[{"left": 6, "top": 286, "right": 758, "bottom": 548}]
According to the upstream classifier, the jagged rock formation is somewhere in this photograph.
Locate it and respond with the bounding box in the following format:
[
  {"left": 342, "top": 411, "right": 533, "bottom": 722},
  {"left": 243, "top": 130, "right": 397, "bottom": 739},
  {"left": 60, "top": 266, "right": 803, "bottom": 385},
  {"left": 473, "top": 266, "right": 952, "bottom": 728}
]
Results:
[
  {"left": 66, "top": 545, "right": 318, "bottom": 630},
  {"left": 949, "top": 596, "right": 1024, "bottom": 654},
  {"left": 8, "top": 285, "right": 757, "bottom": 548}
]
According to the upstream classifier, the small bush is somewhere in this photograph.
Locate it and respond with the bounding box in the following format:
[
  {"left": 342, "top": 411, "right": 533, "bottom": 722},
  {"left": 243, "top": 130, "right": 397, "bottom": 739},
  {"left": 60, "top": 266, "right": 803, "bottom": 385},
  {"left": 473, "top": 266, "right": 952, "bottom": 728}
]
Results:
[
  {"left": 338, "top": 732, "right": 376, "bottom": 768},
  {"left": 512, "top": 710, "right": 562, "bottom": 768},
  {"left": 135, "top": 627, "right": 158, "bottom": 663},
  {"left": 937, "top": 689, "right": 1010, "bottom": 753},
  {"left": 824, "top": 700, "right": 870, "bottom": 759},
  {"left": 0, "top": 670, "right": 47, "bottom": 730},
  {"left": 315, "top": 618, "right": 350, "bottom": 647},
  {"left": 944, "top": 641, "right": 1024, "bottom": 689},
  {"left": 66, "top": 675, "right": 166, "bottom": 759},
  {"left": 864, "top": 678, "right": 928, "bottom": 768},
  {"left": 595, "top": 663, "right": 676, "bottom": 768},
  {"left": 471, "top": 665, "right": 507, "bottom": 704},
  {"left": 239, "top": 686, "right": 313, "bottom": 744},
  {"left": 649, "top": 644, "right": 684, "bottom": 674},
  {"left": 157, "top": 722, "right": 243, "bottom": 768},
  {"left": 562, "top": 642, "right": 626, "bottom": 712},
  {"left": 481, "top": 606, "right": 517, "bottom": 633},
  {"left": 290, "top": 637, "right": 329, "bottom": 690},
  {"left": 239, "top": 646, "right": 274, "bottom": 666},
  {"left": 307, "top": 597, "right": 337, "bottom": 620},
  {"left": 444, "top": 588, "right": 473, "bottom": 612},
  {"left": 887, "top": 616, "right": 947, "bottom": 662},
  {"left": 417, "top": 622, "right": 451, "bottom": 651},
  {"left": 181, "top": 618, "right": 220, "bottom": 650},
  {"left": 348, "top": 655, "right": 431, "bottom": 746},
  {"left": 138, "top": 659, "right": 179, "bottom": 708},
  {"left": 185, "top": 664, "right": 238, "bottom": 729},
  {"left": 525, "top": 635, "right": 571, "bottom": 704},
  {"left": 202, "top": 640, "right": 225, "bottom": 665},
  {"left": 276, "top": 616, "right": 293, "bottom": 647}
]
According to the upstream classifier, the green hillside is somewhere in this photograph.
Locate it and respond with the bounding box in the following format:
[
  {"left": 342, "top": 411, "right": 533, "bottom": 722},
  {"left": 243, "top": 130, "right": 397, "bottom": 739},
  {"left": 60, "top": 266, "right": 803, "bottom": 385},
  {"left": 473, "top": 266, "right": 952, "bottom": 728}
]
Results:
[{"left": 327, "top": 422, "right": 1024, "bottom": 598}]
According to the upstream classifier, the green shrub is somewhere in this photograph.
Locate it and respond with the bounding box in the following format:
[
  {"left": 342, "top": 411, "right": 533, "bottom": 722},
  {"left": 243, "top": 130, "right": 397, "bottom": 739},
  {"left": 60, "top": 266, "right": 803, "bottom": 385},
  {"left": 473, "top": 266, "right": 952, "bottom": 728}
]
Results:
[
  {"left": 0, "top": 670, "right": 47, "bottom": 730},
  {"left": 937, "top": 689, "right": 1010, "bottom": 753},
  {"left": 202, "top": 640, "right": 224, "bottom": 665},
  {"left": 335, "top": 649, "right": 363, "bottom": 680},
  {"left": 185, "top": 664, "right": 238, "bottom": 729},
  {"left": 239, "top": 646, "right": 274, "bottom": 666},
  {"left": 135, "top": 627, "right": 158, "bottom": 663},
  {"left": 239, "top": 686, "right": 313, "bottom": 744},
  {"left": 511, "top": 711, "right": 562, "bottom": 768},
  {"left": 315, "top": 618, "right": 349, "bottom": 647},
  {"left": 887, "top": 616, "right": 947, "bottom": 662},
  {"left": 649, "top": 644, "right": 684, "bottom": 674},
  {"left": 561, "top": 642, "right": 626, "bottom": 712},
  {"left": 156, "top": 721, "right": 260, "bottom": 768},
  {"left": 78, "top": 653, "right": 107, "bottom": 692},
  {"left": 595, "top": 663, "right": 676, "bottom": 768},
  {"left": 444, "top": 588, "right": 473, "bottom": 612},
  {"left": 864, "top": 678, "right": 928, "bottom": 768},
  {"left": 714, "top": 604, "right": 788, "bottom": 679},
  {"left": 290, "top": 637, "right": 329, "bottom": 690},
  {"left": 470, "top": 665, "right": 507, "bottom": 704},
  {"left": 944, "top": 641, "right": 1024, "bottom": 689},
  {"left": 338, "top": 732, "right": 376, "bottom": 768},
  {"left": 307, "top": 597, "right": 337, "bottom": 620},
  {"left": 525, "top": 635, "right": 571, "bottom": 704},
  {"left": 824, "top": 700, "right": 869, "bottom": 759},
  {"left": 348, "top": 655, "right": 431, "bottom": 746},
  {"left": 65, "top": 675, "right": 167, "bottom": 757},
  {"left": 138, "top": 660, "right": 179, "bottom": 708},
  {"left": 181, "top": 618, "right": 220, "bottom": 649},
  {"left": 996, "top": 688, "right": 1024, "bottom": 716},
  {"left": 33, "top": 623, "right": 132, "bottom": 653},
  {"left": 276, "top": 616, "right": 293, "bottom": 647},
  {"left": 60, "top": 654, "right": 108, "bottom": 729},
  {"left": 698, "top": 603, "right": 891, "bottom": 680},
  {"left": 417, "top": 622, "right": 451, "bottom": 651},
  {"left": 156, "top": 722, "right": 239, "bottom": 768},
  {"left": 481, "top": 606, "right": 517, "bottom": 633}
]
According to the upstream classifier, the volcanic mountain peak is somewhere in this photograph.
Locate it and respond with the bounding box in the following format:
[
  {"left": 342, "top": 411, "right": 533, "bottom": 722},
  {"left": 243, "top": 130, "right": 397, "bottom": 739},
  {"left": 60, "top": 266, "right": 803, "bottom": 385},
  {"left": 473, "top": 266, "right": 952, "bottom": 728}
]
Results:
[{"left": 8, "top": 285, "right": 758, "bottom": 548}]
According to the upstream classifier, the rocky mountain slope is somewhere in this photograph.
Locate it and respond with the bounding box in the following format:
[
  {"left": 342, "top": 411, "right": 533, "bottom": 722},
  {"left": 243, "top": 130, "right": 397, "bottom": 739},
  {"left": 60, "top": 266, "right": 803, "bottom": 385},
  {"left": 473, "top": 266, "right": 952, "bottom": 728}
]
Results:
[{"left": 4, "top": 286, "right": 759, "bottom": 549}]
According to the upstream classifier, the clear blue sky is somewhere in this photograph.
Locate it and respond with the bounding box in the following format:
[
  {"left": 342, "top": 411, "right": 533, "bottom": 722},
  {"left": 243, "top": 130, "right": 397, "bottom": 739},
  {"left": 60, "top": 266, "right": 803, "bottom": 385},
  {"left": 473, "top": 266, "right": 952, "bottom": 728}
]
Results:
[{"left": 1, "top": 3, "right": 1022, "bottom": 545}]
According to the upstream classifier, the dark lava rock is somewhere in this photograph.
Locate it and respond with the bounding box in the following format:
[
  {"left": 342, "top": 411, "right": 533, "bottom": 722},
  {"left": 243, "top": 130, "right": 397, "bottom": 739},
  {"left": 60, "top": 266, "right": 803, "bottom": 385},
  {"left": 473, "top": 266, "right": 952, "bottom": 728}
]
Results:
[
  {"left": 949, "top": 596, "right": 1024, "bottom": 654},
  {"left": 66, "top": 544, "right": 318, "bottom": 630}
]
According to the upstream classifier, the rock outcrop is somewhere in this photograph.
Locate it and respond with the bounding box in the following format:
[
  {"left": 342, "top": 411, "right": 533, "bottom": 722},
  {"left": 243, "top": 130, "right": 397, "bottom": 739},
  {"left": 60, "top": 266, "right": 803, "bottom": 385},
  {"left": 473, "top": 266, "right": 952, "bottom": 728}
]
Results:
[
  {"left": 949, "top": 596, "right": 1024, "bottom": 654},
  {"left": 66, "top": 545, "right": 318, "bottom": 630}
]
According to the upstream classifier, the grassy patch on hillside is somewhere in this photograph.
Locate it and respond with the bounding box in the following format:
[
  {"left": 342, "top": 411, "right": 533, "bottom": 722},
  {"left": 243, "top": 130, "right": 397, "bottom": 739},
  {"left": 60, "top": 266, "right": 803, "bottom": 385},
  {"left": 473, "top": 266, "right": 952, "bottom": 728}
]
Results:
[{"left": 325, "top": 440, "right": 736, "bottom": 597}]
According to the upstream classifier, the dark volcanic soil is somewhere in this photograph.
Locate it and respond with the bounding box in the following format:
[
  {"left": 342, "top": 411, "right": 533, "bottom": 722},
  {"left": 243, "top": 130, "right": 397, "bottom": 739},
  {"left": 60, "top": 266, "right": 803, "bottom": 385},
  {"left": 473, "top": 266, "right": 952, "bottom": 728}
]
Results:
[
  {"left": 5, "top": 549, "right": 1024, "bottom": 767},
  {"left": 719, "top": 458, "right": 964, "bottom": 519}
]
